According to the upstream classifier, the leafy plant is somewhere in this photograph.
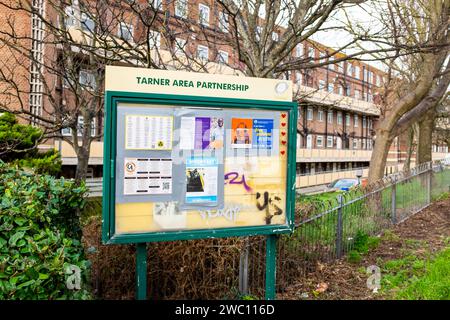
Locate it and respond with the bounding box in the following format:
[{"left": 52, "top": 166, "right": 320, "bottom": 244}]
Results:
[{"left": 0, "top": 162, "right": 91, "bottom": 299}]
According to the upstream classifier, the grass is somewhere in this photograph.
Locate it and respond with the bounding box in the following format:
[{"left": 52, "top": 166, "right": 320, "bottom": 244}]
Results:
[{"left": 381, "top": 247, "right": 450, "bottom": 300}]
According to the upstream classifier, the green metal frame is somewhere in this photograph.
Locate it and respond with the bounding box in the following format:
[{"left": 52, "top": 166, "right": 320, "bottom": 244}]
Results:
[{"left": 102, "top": 90, "right": 297, "bottom": 245}]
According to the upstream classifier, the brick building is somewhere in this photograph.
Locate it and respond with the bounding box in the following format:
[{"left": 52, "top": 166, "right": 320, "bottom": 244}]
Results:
[{"left": 0, "top": 0, "right": 448, "bottom": 186}]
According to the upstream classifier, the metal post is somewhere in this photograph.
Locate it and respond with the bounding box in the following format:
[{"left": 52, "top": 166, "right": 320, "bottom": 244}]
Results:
[
  {"left": 391, "top": 181, "right": 397, "bottom": 224},
  {"left": 336, "top": 195, "right": 343, "bottom": 259},
  {"left": 427, "top": 163, "right": 432, "bottom": 205},
  {"left": 239, "top": 239, "right": 249, "bottom": 295},
  {"left": 265, "top": 235, "right": 277, "bottom": 300},
  {"left": 136, "top": 243, "right": 147, "bottom": 300}
]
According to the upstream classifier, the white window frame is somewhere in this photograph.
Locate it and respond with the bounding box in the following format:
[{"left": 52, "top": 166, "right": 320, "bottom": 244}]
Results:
[
  {"left": 347, "top": 63, "right": 353, "bottom": 77},
  {"left": 354, "top": 66, "right": 360, "bottom": 79},
  {"left": 118, "top": 22, "right": 134, "bottom": 42},
  {"left": 80, "top": 12, "right": 95, "bottom": 33},
  {"left": 150, "top": 0, "right": 163, "bottom": 10},
  {"left": 272, "top": 32, "right": 279, "bottom": 42},
  {"left": 328, "top": 111, "right": 333, "bottom": 124},
  {"left": 295, "top": 43, "right": 303, "bottom": 58},
  {"left": 337, "top": 112, "right": 343, "bottom": 125},
  {"left": 355, "top": 89, "right": 361, "bottom": 100},
  {"left": 197, "top": 45, "right": 209, "bottom": 61},
  {"left": 316, "top": 135, "right": 324, "bottom": 148},
  {"left": 346, "top": 114, "right": 350, "bottom": 126},
  {"left": 175, "top": 0, "right": 188, "bottom": 18},
  {"left": 354, "top": 114, "right": 359, "bottom": 127},
  {"left": 318, "top": 109, "right": 324, "bottom": 122},
  {"left": 338, "top": 85, "right": 343, "bottom": 95},
  {"left": 307, "top": 107, "right": 313, "bottom": 121},
  {"left": 79, "top": 70, "right": 96, "bottom": 91},
  {"left": 64, "top": 6, "right": 77, "bottom": 29},
  {"left": 308, "top": 47, "right": 315, "bottom": 59},
  {"left": 198, "top": 3, "right": 210, "bottom": 26},
  {"left": 363, "top": 116, "right": 367, "bottom": 128},
  {"left": 328, "top": 83, "right": 334, "bottom": 93},
  {"left": 327, "top": 136, "right": 333, "bottom": 148},
  {"left": 318, "top": 80, "right": 326, "bottom": 90},
  {"left": 218, "top": 11, "right": 229, "bottom": 33},
  {"left": 217, "top": 50, "right": 228, "bottom": 64}
]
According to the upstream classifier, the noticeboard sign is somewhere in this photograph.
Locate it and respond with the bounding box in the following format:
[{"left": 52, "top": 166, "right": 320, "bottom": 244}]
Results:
[{"left": 102, "top": 66, "right": 297, "bottom": 244}]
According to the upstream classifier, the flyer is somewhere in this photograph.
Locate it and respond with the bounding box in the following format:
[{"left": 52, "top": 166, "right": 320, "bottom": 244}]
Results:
[
  {"left": 252, "top": 119, "right": 273, "bottom": 149},
  {"left": 231, "top": 118, "right": 252, "bottom": 148},
  {"left": 185, "top": 157, "right": 218, "bottom": 204},
  {"left": 125, "top": 115, "right": 173, "bottom": 150},
  {"left": 179, "top": 117, "right": 224, "bottom": 150},
  {"left": 123, "top": 158, "right": 172, "bottom": 195}
]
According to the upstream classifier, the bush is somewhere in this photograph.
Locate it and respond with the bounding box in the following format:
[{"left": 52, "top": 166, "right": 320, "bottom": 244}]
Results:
[
  {"left": 0, "top": 162, "right": 91, "bottom": 299},
  {"left": 13, "top": 150, "right": 62, "bottom": 176}
]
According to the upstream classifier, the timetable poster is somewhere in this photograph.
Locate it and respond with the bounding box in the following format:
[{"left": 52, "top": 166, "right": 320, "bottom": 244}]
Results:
[
  {"left": 125, "top": 115, "right": 173, "bottom": 150},
  {"left": 123, "top": 158, "right": 172, "bottom": 195},
  {"left": 252, "top": 119, "right": 273, "bottom": 149},
  {"left": 179, "top": 117, "right": 224, "bottom": 150},
  {"left": 185, "top": 157, "right": 218, "bottom": 204}
]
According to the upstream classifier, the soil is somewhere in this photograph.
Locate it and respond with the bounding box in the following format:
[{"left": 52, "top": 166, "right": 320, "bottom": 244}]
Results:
[{"left": 279, "top": 197, "right": 450, "bottom": 300}]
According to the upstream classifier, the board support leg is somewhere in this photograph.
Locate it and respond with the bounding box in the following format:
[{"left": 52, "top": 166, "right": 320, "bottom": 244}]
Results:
[
  {"left": 136, "top": 243, "right": 147, "bottom": 300},
  {"left": 265, "top": 234, "right": 277, "bottom": 300}
]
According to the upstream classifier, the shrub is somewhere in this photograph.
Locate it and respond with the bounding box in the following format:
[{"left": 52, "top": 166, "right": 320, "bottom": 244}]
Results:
[{"left": 0, "top": 162, "right": 91, "bottom": 299}]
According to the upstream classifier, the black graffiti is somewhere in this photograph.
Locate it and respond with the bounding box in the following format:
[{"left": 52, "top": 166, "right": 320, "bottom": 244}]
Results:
[{"left": 256, "top": 191, "right": 283, "bottom": 224}]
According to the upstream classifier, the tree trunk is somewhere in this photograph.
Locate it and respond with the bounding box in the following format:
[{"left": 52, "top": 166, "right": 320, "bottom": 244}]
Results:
[
  {"left": 368, "top": 130, "right": 394, "bottom": 183},
  {"left": 404, "top": 127, "right": 415, "bottom": 171},
  {"left": 416, "top": 110, "right": 435, "bottom": 165},
  {"left": 75, "top": 147, "right": 90, "bottom": 182}
]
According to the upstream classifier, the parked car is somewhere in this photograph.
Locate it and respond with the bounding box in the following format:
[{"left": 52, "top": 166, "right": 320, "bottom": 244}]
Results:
[{"left": 327, "top": 178, "right": 366, "bottom": 191}]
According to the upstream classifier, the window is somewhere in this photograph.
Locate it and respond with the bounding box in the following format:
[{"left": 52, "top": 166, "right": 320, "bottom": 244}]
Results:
[
  {"left": 353, "top": 138, "right": 359, "bottom": 149},
  {"left": 62, "top": 116, "right": 96, "bottom": 137},
  {"left": 219, "top": 11, "right": 229, "bottom": 33},
  {"left": 376, "top": 75, "right": 381, "bottom": 86},
  {"left": 150, "top": 0, "right": 162, "bottom": 10},
  {"left": 295, "top": 43, "right": 303, "bottom": 58},
  {"left": 118, "top": 22, "right": 133, "bottom": 41},
  {"left": 174, "top": 38, "right": 187, "bottom": 56},
  {"left": 346, "top": 114, "right": 350, "bottom": 126},
  {"left": 197, "top": 45, "right": 209, "bottom": 61},
  {"left": 295, "top": 72, "right": 302, "bottom": 85},
  {"left": 319, "top": 51, "right": 326, "bottom": 64},
  {"left": 318, "top": 109, "right": 324, "bottom": 122},
  {"left": 338, "top": 61, "right": 344, "bottom": 73},
  {"left": 354, "top": 114, "right": 359, "bottom": 127},
  {"left": 255, "top": 26, "right": 262, "bottom": 41},
  {"left": 79, "top": 70, "right": 96, "bottom": 91},
  {"left": 337, "top": 112, "right": 343, "bottom": 125},
  {"left": 308, "top": 47, "right": 315, "bottom": 59},
  {"left": 318, "top": 80, "right": 326, "bottom": 90},
  {"left": 347, "top": 63, "right": 353, "bottom": 76},
  {"left": 198, "top": 4, "right": 210, "bottom": 26},
  {"left": 80, "top": 13, "right": 95, "bottom": 33},
  {"left": 346, "top": 86, "right": 351, "bottom": 96},
  {"left": 316, "top": 135, "right": 324, "bottom": 148},
  {"left": 354, "top": 66, "right": 360, "bottom": 79},
  {"left": 175, "top": 0, "right": 188, "bottom": 18},
  {"left": 148, "top": 30, "right": 161, "bottom": 49},
  {"left": 307, "top": 107, "right": 313, "bottom": 120},
  {"left": 272, "top": 32, "right": 279, "bottom": 42},
  {"left": 64, "top": 6, "right": 77, "bottom": 28},
  {"left": 217, "top": 50, "right": 228, "bottom": 64},
  {"left": 338, "top": 85, "right": 343, "bottom": 95},
  {"left": 363, "top": 116, "right": 367, "bottom": 128},
  {"left": 362, "top": 139, "right": 366, "bottom": 150},
  {"left": 355, "top": 89, "right": 361, "bottom": 100},
  {"left": 328, "top": 111, "right": 333, "bottom": 124},
  {"left": 327, "top": 136, "right": 333, "bottom": 148},
  {"left": 328, "top": 83, "right": 334, "bottom": 93}
]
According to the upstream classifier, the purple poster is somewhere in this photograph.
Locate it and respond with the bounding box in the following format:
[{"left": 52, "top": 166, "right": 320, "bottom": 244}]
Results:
[{"left": 194, "top": 117, "right": 211, "bottom": 150}]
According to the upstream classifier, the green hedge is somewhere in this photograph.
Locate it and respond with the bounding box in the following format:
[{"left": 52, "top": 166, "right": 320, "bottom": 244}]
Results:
[{"left": 0, "top": 162, "right": 91, "bottom": 299}]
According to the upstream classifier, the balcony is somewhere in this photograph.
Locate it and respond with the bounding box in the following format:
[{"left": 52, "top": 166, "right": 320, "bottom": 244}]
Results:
[
  {"left": 296, "top": 148, "right": 373, "bottom": 162},
  {"left": 296, "top": 167, "right": 370, "bottom": 189}
]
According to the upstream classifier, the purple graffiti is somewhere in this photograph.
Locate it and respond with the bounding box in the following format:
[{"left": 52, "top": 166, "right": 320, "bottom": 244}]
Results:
[{"left": 224, "top": 172, "right": 252, "bottom": 192}]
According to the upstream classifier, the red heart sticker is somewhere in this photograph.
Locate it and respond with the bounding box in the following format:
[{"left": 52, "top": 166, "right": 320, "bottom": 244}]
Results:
[
  {"left": 281, "top": 123, "right": 286, "bottom": 127},
  {"left": 281, "top": 114, "right": 286, "bottom": 118},
  {"left": 281, "top": 150, "right": 285, "bottom": 155},
  {"left": 282, "top": 141, "right": 287, "bottom": 145},
  {"left": 281, "top": 132, "right": 286, "bottom": 136}
]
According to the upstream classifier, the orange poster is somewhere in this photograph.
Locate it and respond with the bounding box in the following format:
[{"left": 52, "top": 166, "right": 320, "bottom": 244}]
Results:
[{"left": 231, "top": 118, "right": 253, "bottom": 148}]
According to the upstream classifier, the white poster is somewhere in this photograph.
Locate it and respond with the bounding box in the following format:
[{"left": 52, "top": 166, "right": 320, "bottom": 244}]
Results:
[
  {"left": 125, "top": 115, "right": 173, "bottom": 150},
  {"left": 123, "top": 158, "right": 172, "bottom": 195}
]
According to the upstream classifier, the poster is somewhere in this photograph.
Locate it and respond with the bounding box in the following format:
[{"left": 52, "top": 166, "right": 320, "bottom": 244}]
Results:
[
  {"left": 252, "top": 119, "right": 273, "bottom": 149},
  {"left": 185, "top": 157, "right": 218, "bottom": 203},
  {"left": 179, "top": 117, "right": 224, "bottom": 150},
  {"left": 125, "top": 115, "right": 173, "bottom": 150},
  {"left": 123, "top": 158, "right": 172, "bottom": 195},
  {"left": 231, "top": 118, "right": 252, "bottom": 148}
]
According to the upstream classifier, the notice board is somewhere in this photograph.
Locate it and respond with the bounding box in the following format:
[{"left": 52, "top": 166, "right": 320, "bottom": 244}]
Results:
[{"left": 102, "top": 66, "right": 297, "bottom": 244}]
